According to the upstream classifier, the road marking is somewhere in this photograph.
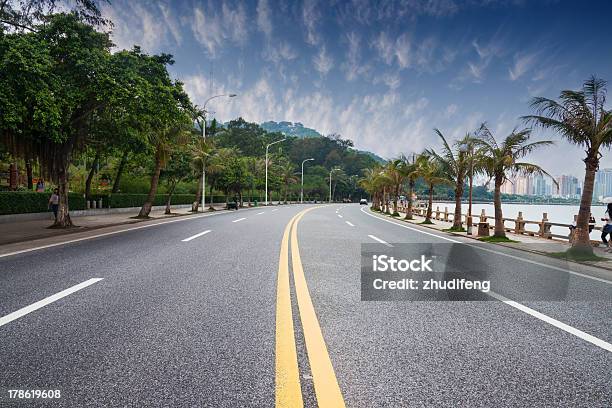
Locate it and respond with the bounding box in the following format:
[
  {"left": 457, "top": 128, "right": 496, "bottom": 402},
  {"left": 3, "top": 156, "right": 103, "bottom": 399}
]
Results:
[
  {"left": 368, "top": 234, "right": 393, "bottom": 247},
  {"left": 181, "top": 230, "right": 211, "bottom": 242},
  {"left": 272, "top": 209, "right": 279, "bottom": 212},
  {"left": 291, "top": 209, "right": 346, "bottom": 407},
  {"left": 345, "top": 221, "right": 355, "bottom": 227},
  {"left": 276, "top": 213, "right": 304, "bottom": 408},
  {"left": 257, "top": 212, "right": 265, "bottom": 215},
  {"left": 0, "top": 208, "right": 262, "bottom": 259},
  {"left": 359, "top": 206, "right": 612, "bottom": 285},
  {"left": 359, "top": 206, "right": 612, "bottom": 352},
  {"left": 337, "top": 214, "right": 343, "bottom": 218},
  {"left": 488, "top": 290, "right": 612, "bottom": 353},
  {"left": 232, "top": 218, "right": 246, "bottom": 223},
  {"left": 0, "top": 278, "right": 103, "bottom": 327}
]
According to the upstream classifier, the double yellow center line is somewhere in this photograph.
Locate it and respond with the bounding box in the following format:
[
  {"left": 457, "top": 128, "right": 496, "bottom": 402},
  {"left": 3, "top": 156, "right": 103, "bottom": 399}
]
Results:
[{"left": 275, "top": 207, "right": 346, "bottom": 408}]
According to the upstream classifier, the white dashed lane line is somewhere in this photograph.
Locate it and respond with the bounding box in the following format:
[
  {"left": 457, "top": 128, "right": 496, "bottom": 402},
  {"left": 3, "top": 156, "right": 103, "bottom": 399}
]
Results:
[
  {"left": 0, "top": 278, "right": 104, "bottom": 327},
  {"left": 345, "top": 221, "right": 355, "bottom": 227},
  {"left": 232, "top": 218, "right": 247, "bottom": 223},
  {"left": 182, "top": 230, "right": 212, "bottom": 242},
  {"left": 367, "top": 234, "right": 393, "bottom": 247},
  {"left": 338, "top": 214, "right": 343, "bottom": 218}
]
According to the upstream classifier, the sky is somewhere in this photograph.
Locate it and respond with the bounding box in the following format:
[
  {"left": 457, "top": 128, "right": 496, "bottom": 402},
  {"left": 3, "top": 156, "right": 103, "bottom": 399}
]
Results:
[{"left": 102, "top": 0, "right": 612, "bottom": 177}]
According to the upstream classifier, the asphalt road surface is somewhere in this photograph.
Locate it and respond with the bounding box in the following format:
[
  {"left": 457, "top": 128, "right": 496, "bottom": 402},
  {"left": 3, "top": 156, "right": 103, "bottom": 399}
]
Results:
[{"left": 0, "top": 204, "right": 610, "bottom": 407}]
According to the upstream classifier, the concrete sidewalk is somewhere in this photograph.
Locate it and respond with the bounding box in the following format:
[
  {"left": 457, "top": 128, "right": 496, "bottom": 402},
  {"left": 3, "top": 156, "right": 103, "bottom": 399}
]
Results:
[
  {"left": 0, "top": 204, "right": 231, "bottom": 246},
  {"left": 388, "top": 208, "right": 612, "bottom": 267}
]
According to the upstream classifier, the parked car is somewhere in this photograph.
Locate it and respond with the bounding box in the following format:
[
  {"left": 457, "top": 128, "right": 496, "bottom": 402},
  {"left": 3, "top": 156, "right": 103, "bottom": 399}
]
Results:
[{"left": 359, "top": 198, "right": 368, "bottom": 205}]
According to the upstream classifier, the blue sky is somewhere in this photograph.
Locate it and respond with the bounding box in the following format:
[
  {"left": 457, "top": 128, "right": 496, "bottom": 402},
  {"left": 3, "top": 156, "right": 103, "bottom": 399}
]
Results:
[{"left": 103, "top": 0, "right": 612, "bottom": 176}]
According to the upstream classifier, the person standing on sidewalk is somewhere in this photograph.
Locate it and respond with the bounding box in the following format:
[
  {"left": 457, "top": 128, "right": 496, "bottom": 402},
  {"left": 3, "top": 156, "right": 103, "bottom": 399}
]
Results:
[
  {"left": 600, "top": 203, "right": 612, "bottom": 252},
  {"left": 48, "top": 189, "right": 59, "bottom": 221}
]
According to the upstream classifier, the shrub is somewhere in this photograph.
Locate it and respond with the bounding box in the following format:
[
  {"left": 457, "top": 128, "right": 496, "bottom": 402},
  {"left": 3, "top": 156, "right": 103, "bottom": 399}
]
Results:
[
  {"left": 0, "top": 191, "right": 86, "bottom": 215},
  {"left": 107, "top": 193, "right": 196, "bottom": 208}
]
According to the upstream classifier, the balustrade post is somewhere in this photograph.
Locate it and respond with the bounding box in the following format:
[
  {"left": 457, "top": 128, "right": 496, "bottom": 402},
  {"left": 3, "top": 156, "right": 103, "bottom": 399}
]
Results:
[
  {"left": 515, "top": 211, "right": 525, "bottom": 234},
  {"left": 539, "top": 212, "right": 551, "bottom": 239}
]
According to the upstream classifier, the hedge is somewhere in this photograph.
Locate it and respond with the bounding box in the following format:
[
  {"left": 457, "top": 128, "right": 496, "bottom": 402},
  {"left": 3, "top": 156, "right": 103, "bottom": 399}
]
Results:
[
  {"left": 0, "top": 191, "right": 86, "bottom": 215},
  {"left": 0, "top": 192, "right": 236, "bottom": 215},
  {"left": 106, "top": 193, "right": 196, "bottom": 209}
]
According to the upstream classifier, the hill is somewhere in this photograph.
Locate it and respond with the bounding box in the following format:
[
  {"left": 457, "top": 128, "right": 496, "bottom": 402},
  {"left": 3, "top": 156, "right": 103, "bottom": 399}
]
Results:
[{"left": 260, "top": 121, "right": 322, "bottom": 138}]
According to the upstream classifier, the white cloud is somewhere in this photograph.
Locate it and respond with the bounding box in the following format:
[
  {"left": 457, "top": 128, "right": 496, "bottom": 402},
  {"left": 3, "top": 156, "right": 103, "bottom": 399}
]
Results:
[
  {"left": 313, "top": 46, "right": 334, "bottom": 76},
  {"left": 343, "top": 32, "right": 368, "bottom": 81},
  {"left": 103, "top": 1, "right": 181, "bottom": 52},
  {"left": 191, "top": 1, "right": 248, "bottom": 57},
  {"left": 444, "top": 104, "right": 458, "bottom": 118},
  {"left": 256, "top": 0, "right": 272, "bottom": 37},
  {"left": 509, "top": 52, "right": 537, "bottom": 81},
  {"left": 302, "top": 0, "right": 320, "bottom": 45},
  {"left": 372, "top": 32, "right": 411, "bottom": 69},
  {"left": 263, "top": 41, "right": 298, "bottom": 64}
]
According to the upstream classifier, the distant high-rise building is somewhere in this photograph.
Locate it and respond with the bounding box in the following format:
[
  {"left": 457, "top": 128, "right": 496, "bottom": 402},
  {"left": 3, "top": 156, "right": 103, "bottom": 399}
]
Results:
[
  {"left": 594, "top": 168, "right": 612, "bottom": 199},
  {"left": 554, "top": 175, "right": 579, "bottom": 198}
]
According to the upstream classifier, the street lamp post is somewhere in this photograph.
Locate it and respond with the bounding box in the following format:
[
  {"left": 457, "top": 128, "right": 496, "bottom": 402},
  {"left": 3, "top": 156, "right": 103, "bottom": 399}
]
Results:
[
  {"left": 329, "top": 168, "right": 340, "bottom": 203},
  {"left": 265, "top": 138, "right": 286, "bottom": 205},
  {"left": 301, "top": 158, "right": 314, "bottom": 203},
  {"left": 199, "top": 94, "right": 236, "bottom": 211}
]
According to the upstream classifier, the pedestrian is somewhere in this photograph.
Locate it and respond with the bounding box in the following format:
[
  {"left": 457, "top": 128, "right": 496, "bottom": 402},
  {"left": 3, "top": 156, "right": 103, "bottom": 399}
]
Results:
[
  {"left": 600, "top": 204, "right": 612, "bottom": 251},
  {"left": 48, "top": 188, "right": 59, "bottom": 221},
  {"left": 36, "top": 179, "right": 45, "bottom": 192}
]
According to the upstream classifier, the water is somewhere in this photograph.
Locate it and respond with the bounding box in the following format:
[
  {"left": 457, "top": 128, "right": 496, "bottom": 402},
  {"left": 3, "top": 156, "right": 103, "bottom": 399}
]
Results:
[{"left": 431, "top": 202, "right": 606, "bottom": 241}]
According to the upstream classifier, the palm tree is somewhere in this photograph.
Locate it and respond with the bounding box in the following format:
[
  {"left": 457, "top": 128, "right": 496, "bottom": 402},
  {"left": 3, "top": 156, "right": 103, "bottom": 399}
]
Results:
[
  {"left": 190, "top": 137, "right": 215, "bottom": 212},
  {"left": 359, "top": 167, "right": 382, "bottom": 210},
  {"left": 399, "top": 154, "right": 419, "bottom": 220},
  {"left": 523, "top": 76, "right": 612, "bottom": 253},
  {"left": 415, "top": 154, "right": 452, "bottom": 224},
  {"left": 137, "top": 123, "right": 191, "bottom": 218},
  {"left": 427, "top": 129, "right": 470, "bottom": 230},
  {"left": 384, "top": 159, "right": 406, "bottom": 216},
  {"left": 279, "top": 161, "right": 298, "bottom": 203},
  {"left": 475, "top": 124, "right": 555, "bottom": 238}
]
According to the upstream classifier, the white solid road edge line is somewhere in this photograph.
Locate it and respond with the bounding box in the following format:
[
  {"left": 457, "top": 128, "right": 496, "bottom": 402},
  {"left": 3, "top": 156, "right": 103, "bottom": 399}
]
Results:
[
  {"left": 359, "top": 206, "right": 612, "bottom": 353},
  {"left": 487, "top": 290, "right": 612, "bottom": 353},
  {"left": 0, "top": 208, "right": 262, "bottom": 260},
  {"left": 232, "top": 218, "right": 247, "bottom": 223},
  {"left": 368, "top": 234, "right": 393, "bottom": 247},
  {"left": 345, "top": 221, "right": 355, "bottom": 227},
  {"left": 0, "top": 278, "right": 103, "bottom": 328},
  {"left": 181, "top": 230, "right": 212, "bottom": 242}
]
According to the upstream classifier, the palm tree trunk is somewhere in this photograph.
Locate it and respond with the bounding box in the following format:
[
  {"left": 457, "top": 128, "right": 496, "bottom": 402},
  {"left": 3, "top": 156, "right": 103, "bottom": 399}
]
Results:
[
  {"left": 452, "top": 181, "right": 464, "bottom": 229},
  {"left": 209, "top": 183, "right": 215, "bottom": 210},
  {"left": 137, "top": 148, "right": 163, "bottom": 218},
  {"left": 112, "top": 150, "right": 128, "bottom": 193},
  {"left": 426, "top": 185, "right": 434, "bottom": 222},
  {"left": 52, "top": 159, "right": 73, "bottom": 228},
  {"left": 192, "top": 172, "right": 203, "bottom": 212},
  {"left": 393, "top": 185, "right": 399, "bottom": 215},
  {"left": 164, "top": 180, "right": 177, "bottom": 214},
  {"left": 493, "top": 175, "right": 505, "bottom": 237},
  {"left": 572, "top": 155, "right": 597, "bottom": 253},
  {"left": 26, "top": 159, "right": 33, "bottom": 190},
  {"left": 85, "top": 151, "right": 100, "bottom": 199},
  {"left": 404, "top": 181, "right": 414, "bottom": 220}
]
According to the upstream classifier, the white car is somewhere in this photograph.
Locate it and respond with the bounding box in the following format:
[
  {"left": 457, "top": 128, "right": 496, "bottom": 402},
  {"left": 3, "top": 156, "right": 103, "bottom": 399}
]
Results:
[{"left": 359, "top": 198, "right": 368, "bottom": 205}]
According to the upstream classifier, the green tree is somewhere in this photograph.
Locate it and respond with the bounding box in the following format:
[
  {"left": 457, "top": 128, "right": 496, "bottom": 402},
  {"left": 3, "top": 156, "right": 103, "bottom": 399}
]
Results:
[
  {"left": 475, "top": 124, "right": 555, "bottom": 238},
  {"left": 523, "top": 76, "right": 612, "bottom": 253},
  {"left": 427, "top": 129, "right": 471, "bottom": 230},
  {"left": 415, "top": 154, "right": 452, "bottom": 224}
]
